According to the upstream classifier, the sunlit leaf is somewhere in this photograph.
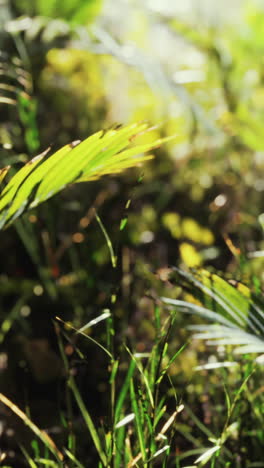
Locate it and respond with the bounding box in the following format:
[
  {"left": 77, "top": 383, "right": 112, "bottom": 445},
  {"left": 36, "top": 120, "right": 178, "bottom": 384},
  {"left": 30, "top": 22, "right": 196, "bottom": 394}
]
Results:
[
  {"left": 77, "top": 310, "right": 111, "bottom": 333},
  {"left": 115, "top": 413, "right": 135, "bottom": 429},
  {"left": 194, "top": 445, "right": 220, "bottom": 465},
  {"left": 0, "top": 123, "right": 166, "bottom": 230},
  {"left": 162, "top": 268, "right": 264, "bottom": 358}
]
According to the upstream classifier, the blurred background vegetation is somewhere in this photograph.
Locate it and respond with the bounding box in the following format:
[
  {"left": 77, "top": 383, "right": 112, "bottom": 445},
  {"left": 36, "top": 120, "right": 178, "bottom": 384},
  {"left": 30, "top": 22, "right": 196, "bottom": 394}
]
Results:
[{"left": 1, "top": 0, "right": 264, "bottom": 466}]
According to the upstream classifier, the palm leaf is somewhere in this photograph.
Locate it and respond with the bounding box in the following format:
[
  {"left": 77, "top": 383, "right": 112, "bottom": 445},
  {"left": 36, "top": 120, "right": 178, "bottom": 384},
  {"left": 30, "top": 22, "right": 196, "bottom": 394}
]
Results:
[
  {"left": 162, "top": 268, "right": 264, "bottom": 357},
  {"left": 0, "top": 122, "right": 164, "bottom": 229}
]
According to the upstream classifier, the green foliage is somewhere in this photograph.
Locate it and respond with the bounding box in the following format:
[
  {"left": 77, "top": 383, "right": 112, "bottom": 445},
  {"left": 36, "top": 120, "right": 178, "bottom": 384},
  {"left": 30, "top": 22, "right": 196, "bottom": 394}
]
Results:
[
  {"left": 63, "top": 307, "right": 184, "bottom": 467},
  {"left": 162, "top": 268, "right": 264, "bottom": 357},
  {"left": 2, "top": 1, "right": 264, "bottom": 467},
  {"left": 12, "top": 0, "right": 102, "bottom": 25},
  {"left": 0, "top": 123, "right": 165, "bottom": 229}
]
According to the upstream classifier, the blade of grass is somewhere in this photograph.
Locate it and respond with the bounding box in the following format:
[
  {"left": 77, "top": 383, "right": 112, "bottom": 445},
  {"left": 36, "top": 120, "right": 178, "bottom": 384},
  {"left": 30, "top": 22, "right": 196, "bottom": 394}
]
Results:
[
  {"left": 114, "top": 424, "right": 126, "bottom": 468},
  {"left": 94, "top": 209, "right": 116, "bottom": 268},
  {"left": 19, "top": 445, "right": 38, "bottom": 468},
  {"left": 68, "top": 376, "right": 107, "bottom": 466},
  {"left": 64, "top": 449, "right": 86, "bottom": 468},
  {"left": 77, "top": 309, "right": 111, "bottom": 333},
  {"left": 0, "top": 393, "right": 63, "bottom": 463},
  {"left": 114, "top": 359, "right": 136, "bottom": 424},
  {"left": 114, "top": 360, "right": 136, "bottom": 468},
  {"left": 125, "top": 345, "right": 154, "bottom": 408},
  {"left": 34, "top": 459, "right": 59, "bottom": 467},
  {"left": 130, "top": 379, "right": 147, "bottom": 463},
  {"left": 55, "top": 316, "right": 113, "bottom": 359},
  {"left": 156, "top": 343, "right": 187, "bottom": 385}
]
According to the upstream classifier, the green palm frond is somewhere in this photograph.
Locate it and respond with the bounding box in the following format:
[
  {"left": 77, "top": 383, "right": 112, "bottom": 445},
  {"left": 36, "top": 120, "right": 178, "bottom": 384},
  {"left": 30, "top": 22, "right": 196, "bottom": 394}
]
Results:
[
  {"left": 0, "top": 122, "right": 164, "bottom": 230},
  {"left": 162, "top": 268, "right": 264, "bottom": 357}
]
